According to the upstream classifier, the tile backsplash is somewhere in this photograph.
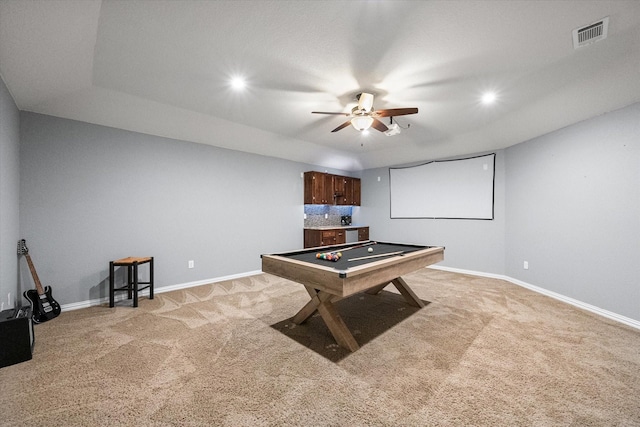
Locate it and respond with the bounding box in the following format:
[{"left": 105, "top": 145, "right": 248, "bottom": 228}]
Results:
[{"left": 304, "top": 205, "right": 353, "bottom": 227}]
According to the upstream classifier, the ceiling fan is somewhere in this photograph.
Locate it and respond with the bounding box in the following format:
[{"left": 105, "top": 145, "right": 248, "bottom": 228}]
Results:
[{"left": 312, "top": 92, "right": 418, "bottom": 133}]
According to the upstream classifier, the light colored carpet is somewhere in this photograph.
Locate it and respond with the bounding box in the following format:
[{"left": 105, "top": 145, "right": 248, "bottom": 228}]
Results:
[{"left": 1, "top": 269, "right": 639, "bottom": 426}]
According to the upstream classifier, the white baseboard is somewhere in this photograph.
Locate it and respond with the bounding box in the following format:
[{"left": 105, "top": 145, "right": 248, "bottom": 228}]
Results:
[
  {"left": 429, "top": 265, "right": 640, "bottom": 330},
  {"left": 60, "top": 270, "right": 262, "bottom": 312},
  {"left": 62, "top": 266, "right": 639, "bottom": 331}
]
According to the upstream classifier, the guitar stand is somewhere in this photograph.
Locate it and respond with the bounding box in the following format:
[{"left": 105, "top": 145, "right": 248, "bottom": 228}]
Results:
[{"left": 109, "top": 257, "right": 154, "bottom": 308}]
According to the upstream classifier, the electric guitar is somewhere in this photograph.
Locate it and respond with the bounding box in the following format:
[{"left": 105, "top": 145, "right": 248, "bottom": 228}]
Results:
[{"left": 18, "top": 239, "right": 61, "bottom": 323}]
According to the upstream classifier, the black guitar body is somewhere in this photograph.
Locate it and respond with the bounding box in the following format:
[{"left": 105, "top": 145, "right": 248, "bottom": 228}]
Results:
[{"left": 23, "top": 286, "right": 61, "bottom": 324}]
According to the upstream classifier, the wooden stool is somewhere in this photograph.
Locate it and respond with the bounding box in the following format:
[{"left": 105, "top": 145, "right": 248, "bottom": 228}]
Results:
[{"left": 109, "top": 257, "right": 154, "bottom": 307}]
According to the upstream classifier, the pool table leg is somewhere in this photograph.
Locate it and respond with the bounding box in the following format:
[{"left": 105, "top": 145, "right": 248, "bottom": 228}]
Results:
[
  {"left": 365, "top": 282, "right": 390, "bottom": 295},
  {"left": 293, "top": 286, "right": 341, "bottom": 323},
  {"left": 292, "top": 286, "right": 360, "bottom": 352},
  {"left": 292, "top": 293, "right": 321, "bottom": 324},
  {"left": 391, "top": 277, "right": 425, "bottom": 308},
  {"left": 316, "top": 292, "right": 360, "bottom": 352},
  {"left": 365, "top": 277, "right": 425, "bottom": 308}
]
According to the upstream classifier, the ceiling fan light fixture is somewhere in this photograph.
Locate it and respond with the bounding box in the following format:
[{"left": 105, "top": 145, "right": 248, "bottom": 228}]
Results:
[
  {"left": 357, "top": 92, "right": 374, "bottom": 112},
  {"left": 351, "top": 116, "right": 374, "bottom": 131},
  {"left": 312, "top": 93, "right": 417, "bottom": 133}
]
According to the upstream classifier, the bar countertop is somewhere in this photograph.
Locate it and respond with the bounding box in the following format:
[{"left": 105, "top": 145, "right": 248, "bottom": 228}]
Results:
[{"left": 303, "top": 224, "right": 368, "bottom": 230}]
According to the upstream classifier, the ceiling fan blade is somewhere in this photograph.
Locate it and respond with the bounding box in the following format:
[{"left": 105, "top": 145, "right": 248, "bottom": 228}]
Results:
[
  {"left": 371, "top": 118, "right": 389, "bottom": 133},
  {"left": 312, "top": 111, "right": 351, "bottom": 116},
  {"left": 331, "top": 120, "right": 353, "bottom": 132},
  {"left": 374, "top": 108, "right": 418, "bottom": 117}
]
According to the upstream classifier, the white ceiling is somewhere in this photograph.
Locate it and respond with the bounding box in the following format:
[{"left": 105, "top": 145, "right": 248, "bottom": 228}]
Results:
[{"left": 1, "top": 1, "right": 639, "bottom": 171}]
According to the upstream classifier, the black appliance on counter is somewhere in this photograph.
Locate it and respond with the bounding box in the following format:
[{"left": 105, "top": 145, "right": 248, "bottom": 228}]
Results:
[{"left": 341, "top": 215, "right": 352, "bottom": 226}]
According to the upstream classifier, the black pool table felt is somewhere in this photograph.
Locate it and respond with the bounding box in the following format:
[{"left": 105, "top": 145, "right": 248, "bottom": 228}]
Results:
[{"left": 284, "top": 242, "right": 429, "bottom": 271}]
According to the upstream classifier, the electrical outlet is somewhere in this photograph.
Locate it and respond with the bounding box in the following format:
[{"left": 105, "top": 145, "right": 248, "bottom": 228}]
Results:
[
  {"left": 324, "top": 213, "right": 328, "bottom": 219},
  {"left": 188, "top": 260, "right": 194, "bottom": 269},
  {"left": 523, "top": 261, "right": 529, "bottom": 270}
]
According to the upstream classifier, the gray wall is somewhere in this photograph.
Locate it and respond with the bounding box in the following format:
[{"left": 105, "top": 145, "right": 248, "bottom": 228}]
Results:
[
  {"left": 360, "top": 151, "right": 506, "bottom": 274},
  {"left": 19, "top": 112, "right": 341, "bottom": 306},
  {"left": 0, "top": 76, "right": 20, "bottom": 310},
  {"left": 505, "top": 103, "right": 640, "bottom": 321},
  {"left": 360, "top": 103, "right": 639, "bottom": 324},
  {"left": 8, "top": 97, "right": 640, "bottom": 324}
]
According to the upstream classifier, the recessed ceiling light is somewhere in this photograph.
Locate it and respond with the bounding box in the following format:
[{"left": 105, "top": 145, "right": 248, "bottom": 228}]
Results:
[
  {"left": 481, "top": 92, "right": 496, "bottom": 105},
  {"left": 230, "top": 76, "right": 246, "bottom": 90}
]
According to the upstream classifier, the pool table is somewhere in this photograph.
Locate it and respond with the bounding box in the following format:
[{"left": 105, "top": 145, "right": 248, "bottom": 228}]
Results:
[{"left": 261, "top": 241, "right": 445, "bottom": 351}]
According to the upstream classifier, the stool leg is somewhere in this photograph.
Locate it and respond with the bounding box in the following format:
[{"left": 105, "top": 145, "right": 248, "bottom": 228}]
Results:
[
  {"left": 133, "top": 261, "right": 139, "bottom": 307},
  {"left": 149, "top": 257, "right": 154, "bottom": 300},
  {"left": 127, "top": 265, "right": 133, "bottom": 300},
  {"left": 109, "top": 261, "right": 115, "bottom": 308}
]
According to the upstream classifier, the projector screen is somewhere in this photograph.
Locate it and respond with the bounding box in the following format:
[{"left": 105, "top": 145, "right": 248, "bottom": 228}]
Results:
[{"left": 389, "top": 153, "right": 495, "bottom": 220}]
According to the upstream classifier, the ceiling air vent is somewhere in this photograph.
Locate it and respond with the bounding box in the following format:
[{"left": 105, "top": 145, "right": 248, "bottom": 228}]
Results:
[{"left": 573, "top": 16, "right": 609, "bottom": 49}]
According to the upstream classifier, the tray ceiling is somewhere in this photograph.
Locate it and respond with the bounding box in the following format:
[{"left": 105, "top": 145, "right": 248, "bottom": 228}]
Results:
[{"left": 1, "top": 0, "right": 639, "bottom": 170}]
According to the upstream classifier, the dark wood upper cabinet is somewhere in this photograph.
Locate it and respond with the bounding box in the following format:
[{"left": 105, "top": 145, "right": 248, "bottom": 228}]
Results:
[
  {"left": 342, "top": 177, "right": 361, "bottom": 206},
  {"left": 341, "top": 177, "right": 353, "bottom": 205},
  {"left": 304, "top": 171, "right": 332, "bottom": 204},
  {"left": 304, "top": 171, "right": 361, "bottom": 206},
  {"left": 352, "top": 177, "right": 361, "bottom": 206},
  {"left": 333, "top": 176, "right": 346, "bottom": 204}
]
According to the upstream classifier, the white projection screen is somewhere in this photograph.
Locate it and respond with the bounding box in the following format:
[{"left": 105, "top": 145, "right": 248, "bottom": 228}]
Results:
[{"left": 389, "top": 153, "right": 495, "bottom": 219}]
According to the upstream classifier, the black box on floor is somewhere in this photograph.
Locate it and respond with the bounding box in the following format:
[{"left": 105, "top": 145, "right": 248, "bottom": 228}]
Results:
[{"left": 0, "top": 307, "right": 35, "bottom": 368}]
